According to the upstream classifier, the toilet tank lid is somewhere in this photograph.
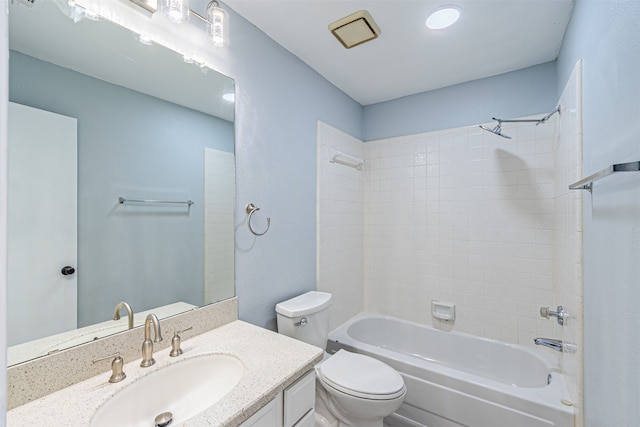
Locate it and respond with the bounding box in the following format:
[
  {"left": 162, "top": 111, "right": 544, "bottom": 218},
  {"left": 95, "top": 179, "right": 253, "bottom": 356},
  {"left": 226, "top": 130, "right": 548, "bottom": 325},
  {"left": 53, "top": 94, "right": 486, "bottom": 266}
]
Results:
[{"left": 276, "top": 291, "right": 332, "bottom": 317}]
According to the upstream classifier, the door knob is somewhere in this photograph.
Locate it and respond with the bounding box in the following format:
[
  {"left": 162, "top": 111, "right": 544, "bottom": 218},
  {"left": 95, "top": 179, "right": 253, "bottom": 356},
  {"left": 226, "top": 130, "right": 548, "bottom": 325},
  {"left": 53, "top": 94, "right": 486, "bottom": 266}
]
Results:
[{"left": 61, "top": 266, "right": 76, "bottom": 276}]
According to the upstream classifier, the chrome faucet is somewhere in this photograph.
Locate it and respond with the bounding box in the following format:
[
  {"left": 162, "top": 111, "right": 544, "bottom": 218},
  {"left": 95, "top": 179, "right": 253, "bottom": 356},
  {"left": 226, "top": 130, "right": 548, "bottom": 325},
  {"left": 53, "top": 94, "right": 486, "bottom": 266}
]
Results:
[
  {"left": 534, "top": 338, "right": 577, "bottom": 353},
  {"left": 113, "top": 301, "right": 134, "bottom": 330},
  {"left": 140, "top": 314, "right": 163, "bottom": 367}
]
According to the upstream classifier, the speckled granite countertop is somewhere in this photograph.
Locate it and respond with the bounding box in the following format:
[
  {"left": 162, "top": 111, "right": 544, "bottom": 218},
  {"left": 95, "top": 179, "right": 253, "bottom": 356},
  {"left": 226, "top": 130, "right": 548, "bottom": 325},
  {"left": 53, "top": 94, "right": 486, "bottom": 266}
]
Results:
[{"left": 7, "top": 320, "right": 323, "bottom": 426}]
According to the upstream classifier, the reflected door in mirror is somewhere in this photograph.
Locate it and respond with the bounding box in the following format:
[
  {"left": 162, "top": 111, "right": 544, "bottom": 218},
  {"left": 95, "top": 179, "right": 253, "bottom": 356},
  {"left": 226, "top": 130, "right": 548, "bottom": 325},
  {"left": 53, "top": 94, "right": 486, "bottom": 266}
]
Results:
[{"left": 8, "top": 102, "right": 78, "bottom": 346}]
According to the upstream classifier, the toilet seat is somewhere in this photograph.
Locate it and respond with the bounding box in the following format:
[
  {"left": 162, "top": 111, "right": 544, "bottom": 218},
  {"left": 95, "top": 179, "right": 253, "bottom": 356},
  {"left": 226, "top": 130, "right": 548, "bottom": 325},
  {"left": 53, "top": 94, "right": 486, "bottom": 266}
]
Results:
[{"left": 316, "top": 350, "right": 405, "bottom": 400}]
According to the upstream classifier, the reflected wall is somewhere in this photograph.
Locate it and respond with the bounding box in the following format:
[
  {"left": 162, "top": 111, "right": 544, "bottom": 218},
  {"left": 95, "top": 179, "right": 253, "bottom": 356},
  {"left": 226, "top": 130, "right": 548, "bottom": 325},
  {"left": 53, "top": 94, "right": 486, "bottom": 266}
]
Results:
[{"left": 9, "top": 51, "right": 234, "bottom": 328}]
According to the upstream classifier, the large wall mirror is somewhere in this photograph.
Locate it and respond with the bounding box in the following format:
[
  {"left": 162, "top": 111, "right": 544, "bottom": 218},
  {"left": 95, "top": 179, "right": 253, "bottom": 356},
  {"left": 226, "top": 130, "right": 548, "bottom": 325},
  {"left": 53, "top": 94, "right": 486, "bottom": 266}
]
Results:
[{"left": 7, "top": 0, "right": 235, "bottom": 365}]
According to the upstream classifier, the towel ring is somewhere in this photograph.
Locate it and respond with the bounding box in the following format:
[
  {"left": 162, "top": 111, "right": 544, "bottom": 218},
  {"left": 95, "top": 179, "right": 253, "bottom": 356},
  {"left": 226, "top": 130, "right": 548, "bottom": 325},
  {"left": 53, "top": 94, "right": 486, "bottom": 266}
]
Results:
[{"left": 246, "top": 203, "right": 270, "bottom": 236}]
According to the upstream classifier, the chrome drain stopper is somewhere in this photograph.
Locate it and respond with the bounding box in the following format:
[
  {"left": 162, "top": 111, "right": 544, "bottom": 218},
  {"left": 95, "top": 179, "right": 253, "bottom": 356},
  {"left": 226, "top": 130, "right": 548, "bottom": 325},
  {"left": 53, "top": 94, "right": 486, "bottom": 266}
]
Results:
[{"left": 155, "top": 412, "right": 173, "bottom": 427}]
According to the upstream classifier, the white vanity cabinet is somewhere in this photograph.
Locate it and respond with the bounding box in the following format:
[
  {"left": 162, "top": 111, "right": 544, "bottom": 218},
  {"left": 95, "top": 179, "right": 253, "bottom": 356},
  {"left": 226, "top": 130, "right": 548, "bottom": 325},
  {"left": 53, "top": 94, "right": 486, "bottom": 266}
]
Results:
[
  {"left": 241, "top": 370, "right": 316, "bottom": 427},
  {"left": 241, "top": 393, "right": 283, "bottom": 427}
]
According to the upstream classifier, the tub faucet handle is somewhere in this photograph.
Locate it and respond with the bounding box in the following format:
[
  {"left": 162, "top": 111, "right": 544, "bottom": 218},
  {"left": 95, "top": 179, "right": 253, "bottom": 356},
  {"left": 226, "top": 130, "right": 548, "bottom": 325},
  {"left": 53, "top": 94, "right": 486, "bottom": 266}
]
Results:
[{"left": 540, "top": 305, "right": 569, "bottom": 326}]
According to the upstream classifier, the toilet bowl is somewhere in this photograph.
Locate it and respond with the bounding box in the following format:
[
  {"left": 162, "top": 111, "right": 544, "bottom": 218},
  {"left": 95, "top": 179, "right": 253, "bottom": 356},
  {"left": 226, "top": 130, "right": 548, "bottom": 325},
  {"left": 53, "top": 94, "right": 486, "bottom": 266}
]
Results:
[
  {"left": 276, "top": 292, "right": 406, "bottom": 427},
  {"left": 315, "top": 349, "right": 405, "bottom": 427}
]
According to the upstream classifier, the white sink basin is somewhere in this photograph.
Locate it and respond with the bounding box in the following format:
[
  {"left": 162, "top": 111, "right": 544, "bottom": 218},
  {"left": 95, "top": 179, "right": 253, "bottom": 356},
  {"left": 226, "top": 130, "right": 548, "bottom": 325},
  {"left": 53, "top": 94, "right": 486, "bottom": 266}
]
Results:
[{"left": 91, "top": 354, "right": 244, "bottom": 427}]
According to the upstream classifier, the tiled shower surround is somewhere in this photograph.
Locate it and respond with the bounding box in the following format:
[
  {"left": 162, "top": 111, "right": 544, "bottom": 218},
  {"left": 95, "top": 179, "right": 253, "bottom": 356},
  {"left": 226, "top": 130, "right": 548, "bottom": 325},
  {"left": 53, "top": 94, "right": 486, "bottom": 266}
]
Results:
[
  {"left": 317, "top": 66, "right": 583, "bottom": 418},
  {"left": 319, "top": 118, "right": 566, "bottom": 342},
  {"left": 317, "top": 123, "right": 365, "bottom": 330},
  {"left": 363, "top": 121, "right": 560, "bottom": 344}
]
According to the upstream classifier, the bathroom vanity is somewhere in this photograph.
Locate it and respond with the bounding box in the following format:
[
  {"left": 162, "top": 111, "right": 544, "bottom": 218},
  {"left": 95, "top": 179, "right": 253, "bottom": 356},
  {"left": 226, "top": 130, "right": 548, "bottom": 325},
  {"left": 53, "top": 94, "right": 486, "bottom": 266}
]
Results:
[
  {"left": 7, "top": 319, "right": 322, "bottom": 426},
  {"left": 241, "top": 371, "right": 316, "bottom": 427}
]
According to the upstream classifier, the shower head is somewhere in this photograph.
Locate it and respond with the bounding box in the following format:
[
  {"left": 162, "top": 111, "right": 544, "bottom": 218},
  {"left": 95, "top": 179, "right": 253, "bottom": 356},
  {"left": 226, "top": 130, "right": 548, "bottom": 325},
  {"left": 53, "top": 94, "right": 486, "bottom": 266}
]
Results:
[{"left": 479, "top": 119, "right": 512, "bottom": 139}]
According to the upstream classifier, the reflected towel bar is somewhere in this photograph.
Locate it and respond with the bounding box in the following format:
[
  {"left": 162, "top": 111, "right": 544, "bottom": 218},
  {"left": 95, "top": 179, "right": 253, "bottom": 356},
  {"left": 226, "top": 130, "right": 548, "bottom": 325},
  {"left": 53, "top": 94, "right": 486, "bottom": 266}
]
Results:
[
  {"left": 569, "top": 161, "right": 640, "bottom": 192},
  {"left": 118, "top": 197, "right": 194, "bottom": 206},
  {"left": 329, "top": 148, "right": 365, "bottom": 170}
]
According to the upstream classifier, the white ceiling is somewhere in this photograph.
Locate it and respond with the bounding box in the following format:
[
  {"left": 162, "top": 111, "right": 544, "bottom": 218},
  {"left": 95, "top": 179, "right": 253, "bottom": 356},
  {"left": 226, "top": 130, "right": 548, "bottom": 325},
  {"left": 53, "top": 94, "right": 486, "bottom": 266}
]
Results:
[{"left": 223, "top": 0, "right": 575, "bottom": 105}]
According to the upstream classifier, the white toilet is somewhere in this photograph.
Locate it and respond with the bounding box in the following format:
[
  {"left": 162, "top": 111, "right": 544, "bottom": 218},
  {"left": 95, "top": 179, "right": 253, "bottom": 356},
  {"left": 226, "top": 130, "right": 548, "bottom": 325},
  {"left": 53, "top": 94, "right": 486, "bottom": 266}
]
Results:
[{"left": 276, "top": 291, "right": 406, "bottom": 427}]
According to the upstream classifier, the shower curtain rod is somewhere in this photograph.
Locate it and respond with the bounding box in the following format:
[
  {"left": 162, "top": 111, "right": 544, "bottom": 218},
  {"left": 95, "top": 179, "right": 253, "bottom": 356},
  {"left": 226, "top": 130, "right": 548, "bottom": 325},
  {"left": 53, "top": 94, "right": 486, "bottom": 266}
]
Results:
[
  {"left": 492, "top": 106, "right": 561, "bottom": 125},
  {"left": 479, "top": 106, "right": 561, "bottom": 139}
]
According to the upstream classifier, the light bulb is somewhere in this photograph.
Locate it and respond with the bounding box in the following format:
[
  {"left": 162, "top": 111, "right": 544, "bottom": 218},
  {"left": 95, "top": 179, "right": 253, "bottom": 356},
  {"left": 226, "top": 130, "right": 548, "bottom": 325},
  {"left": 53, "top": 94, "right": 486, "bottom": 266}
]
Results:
[
  {"left": 162, "top": 0, "right": 189, "bottom": 24},
  {"left": 207, "top": 4, "right": 228, "bottom": 47}
]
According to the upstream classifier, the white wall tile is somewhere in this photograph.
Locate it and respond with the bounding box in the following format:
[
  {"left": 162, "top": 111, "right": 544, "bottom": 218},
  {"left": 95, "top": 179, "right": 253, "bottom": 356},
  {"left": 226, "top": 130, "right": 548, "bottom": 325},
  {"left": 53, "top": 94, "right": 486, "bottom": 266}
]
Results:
[
  {"left": 316, "top": 122, "right": 365, "bottom": 330},
  {"left": 363, "top": 116, "right": 567, "bottom": 349}
]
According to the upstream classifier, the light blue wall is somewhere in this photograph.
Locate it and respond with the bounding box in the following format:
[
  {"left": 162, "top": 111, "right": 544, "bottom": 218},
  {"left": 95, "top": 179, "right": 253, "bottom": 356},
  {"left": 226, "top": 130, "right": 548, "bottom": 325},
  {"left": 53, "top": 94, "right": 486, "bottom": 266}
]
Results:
[
  {"left": 556, "top": 1, "right": 640, "bottom": 425},
  {"left": 214, "top": 2, "right": 363, "bottom": 329},
  {"left": 363, "top": 62, "right": 558, "bottom": 141},
  {"left": 10, "top": 51, "right": 234, "bottom": 327}
]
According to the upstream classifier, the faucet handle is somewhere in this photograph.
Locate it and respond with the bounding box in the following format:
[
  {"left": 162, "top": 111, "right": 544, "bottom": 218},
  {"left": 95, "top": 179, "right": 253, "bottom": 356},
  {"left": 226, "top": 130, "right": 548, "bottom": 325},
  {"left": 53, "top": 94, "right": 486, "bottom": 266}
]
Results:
[
  {"left": 92, "top": 352, "right": 126, "bottom": 383},
  {"left": 169, "top": 327, "right": 193, "bottom": 357},
  {"left": 540, "top": 305, "right": 569, "bottom": 326}
]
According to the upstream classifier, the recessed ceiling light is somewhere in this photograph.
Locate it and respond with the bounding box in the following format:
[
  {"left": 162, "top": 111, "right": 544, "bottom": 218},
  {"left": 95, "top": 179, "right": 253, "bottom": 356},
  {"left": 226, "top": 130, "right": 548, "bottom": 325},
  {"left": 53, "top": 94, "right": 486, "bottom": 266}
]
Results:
[{"left": 426, "top": 6, "right": 461, "bottom": 30}]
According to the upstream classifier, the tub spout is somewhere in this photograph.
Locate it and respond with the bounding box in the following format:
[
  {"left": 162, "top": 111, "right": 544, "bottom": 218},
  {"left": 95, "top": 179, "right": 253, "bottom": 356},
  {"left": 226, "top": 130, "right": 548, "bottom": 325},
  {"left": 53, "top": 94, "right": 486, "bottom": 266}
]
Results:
[
  {"left": 534, "top": 338, "right": 577, "bottom": 353},
  {"left": 534, "top": 338, "right": 562, "bottom": 352}
]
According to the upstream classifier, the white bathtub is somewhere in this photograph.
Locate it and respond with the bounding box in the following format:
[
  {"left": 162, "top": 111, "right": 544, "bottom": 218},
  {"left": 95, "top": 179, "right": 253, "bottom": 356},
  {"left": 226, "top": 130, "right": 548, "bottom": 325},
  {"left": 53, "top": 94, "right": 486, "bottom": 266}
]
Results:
[{"left": 327, "top": 313, "right": 574, "bottom": 427}]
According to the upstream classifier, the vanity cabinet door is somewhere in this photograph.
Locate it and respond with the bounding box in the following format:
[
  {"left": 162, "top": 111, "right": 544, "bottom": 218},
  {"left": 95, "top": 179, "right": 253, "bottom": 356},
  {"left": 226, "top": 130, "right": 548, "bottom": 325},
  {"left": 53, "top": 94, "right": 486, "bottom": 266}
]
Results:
[
  {"left": 241, "top": 392, "right": 283, "bottom": 427},
  {"left": 284, "top": 370, "right": 316, "bottom": 427},
  {"left": 241, "top": 370, "right": 315, "bottom": 427}
]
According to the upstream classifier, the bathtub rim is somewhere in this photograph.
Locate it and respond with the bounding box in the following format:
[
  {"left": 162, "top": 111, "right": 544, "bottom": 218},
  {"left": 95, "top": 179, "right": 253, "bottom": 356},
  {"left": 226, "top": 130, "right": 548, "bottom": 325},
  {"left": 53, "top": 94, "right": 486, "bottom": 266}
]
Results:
[
  {"left": 327, "top": 312, "right": 575, "bottom": 416},
  {"left": 330, "top": 311, "right": 561, "bottom": 370}
]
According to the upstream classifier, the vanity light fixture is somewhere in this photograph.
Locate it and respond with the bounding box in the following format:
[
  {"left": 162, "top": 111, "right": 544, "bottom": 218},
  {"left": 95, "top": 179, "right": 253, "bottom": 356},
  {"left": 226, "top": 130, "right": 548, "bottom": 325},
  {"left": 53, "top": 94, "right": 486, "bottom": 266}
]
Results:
[
  {"left": 66, "top": 0, "right": 229, "bottom": 74},
  {"left": 426, "top": 5, "right": 461, "bottom": 30},
  {"left": 153, "top": 0, "right": 230, "bottom": 47},
  {"left": 129, "top": 0, "right": 158, "bottom": 14},
  {"left": 206, "top": 1, "right": 229, "bottom": 47},
  {"left": 161, "top": 0, "right": 190, "bottom": 24}
]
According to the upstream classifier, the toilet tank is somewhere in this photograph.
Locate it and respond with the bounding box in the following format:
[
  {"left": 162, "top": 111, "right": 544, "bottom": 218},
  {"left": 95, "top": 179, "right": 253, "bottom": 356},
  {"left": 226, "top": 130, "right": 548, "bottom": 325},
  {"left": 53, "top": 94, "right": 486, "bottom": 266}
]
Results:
[{"left": 276, "top": 291, "right": 332, "bottom": 349}]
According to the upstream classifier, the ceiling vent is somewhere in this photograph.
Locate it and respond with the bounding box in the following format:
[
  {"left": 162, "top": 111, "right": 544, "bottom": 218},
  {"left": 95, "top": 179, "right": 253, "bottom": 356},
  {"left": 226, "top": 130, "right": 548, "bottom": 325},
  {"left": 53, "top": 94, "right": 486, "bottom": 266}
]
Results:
[{"left": 328, "top": 10, "right": 381, "bottom": 49}]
